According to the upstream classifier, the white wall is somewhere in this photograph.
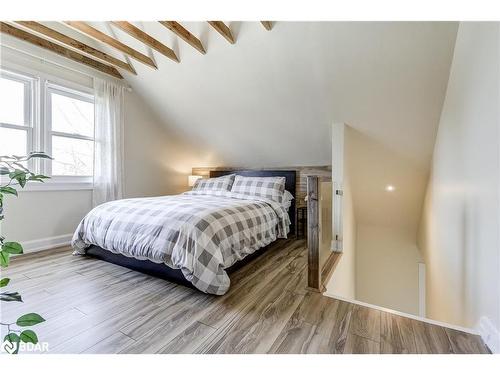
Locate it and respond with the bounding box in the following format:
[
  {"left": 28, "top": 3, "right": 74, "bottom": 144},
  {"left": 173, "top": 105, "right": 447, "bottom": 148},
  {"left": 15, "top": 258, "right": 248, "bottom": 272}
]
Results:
[
  {"left": 417, "top": 22, "right": 500, "bottom": 347},
  {"left": 356, "top": 224, "right": 422, "bottom": 315},
  {"left": 326, "top": 174, "right": 357, "bottom": 299},
  {"left": 122, "top": 91, "right": 199, "bottom": 198},
  {"left": 327, "top": 124, "right": 357, "bottom": 299},
  {"left": 1, "top": 190, "right": 92, "bottom": 246}
]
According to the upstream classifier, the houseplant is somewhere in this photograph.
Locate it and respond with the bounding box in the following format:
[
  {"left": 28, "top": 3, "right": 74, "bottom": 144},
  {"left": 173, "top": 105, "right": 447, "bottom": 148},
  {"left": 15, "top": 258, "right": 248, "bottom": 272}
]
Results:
[{"left": 0, "top": 152, "right": 51, "bottom": 354}]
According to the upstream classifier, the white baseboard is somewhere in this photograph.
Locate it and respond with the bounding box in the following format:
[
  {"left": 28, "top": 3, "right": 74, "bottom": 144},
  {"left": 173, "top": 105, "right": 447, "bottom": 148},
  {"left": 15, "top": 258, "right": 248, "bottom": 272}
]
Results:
[
  {"left": 19, "top": 234, "right": 73, "bottom": 254},
  {"left": 323, "top": 291, "right": 478, "bottom": 335},
  {"left": 476, "top": 316, "right": 500, "bottom": 354}
]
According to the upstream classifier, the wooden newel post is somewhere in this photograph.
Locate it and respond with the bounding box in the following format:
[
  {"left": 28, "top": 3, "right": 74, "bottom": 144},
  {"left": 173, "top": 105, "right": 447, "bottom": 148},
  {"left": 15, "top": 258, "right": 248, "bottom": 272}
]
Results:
[{"left": 306, "top": 175, "right": 321, "bottom": 291}]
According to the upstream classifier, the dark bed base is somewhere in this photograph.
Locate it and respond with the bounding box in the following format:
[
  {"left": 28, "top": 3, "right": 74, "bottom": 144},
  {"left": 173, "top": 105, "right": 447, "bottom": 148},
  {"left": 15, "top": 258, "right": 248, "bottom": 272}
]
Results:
[
  {"left": 86, "top": 169, "right": 296, "bottom": 292},
  {"left": 86, "top": 243, "right": 274, "bottom": 291}
]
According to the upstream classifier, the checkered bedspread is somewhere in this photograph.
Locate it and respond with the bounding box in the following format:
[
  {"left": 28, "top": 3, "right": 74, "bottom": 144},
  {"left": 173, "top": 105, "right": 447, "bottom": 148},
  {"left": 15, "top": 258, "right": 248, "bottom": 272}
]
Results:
[{"left": 72, "top": 191, "right": 290, "bottom": 295}]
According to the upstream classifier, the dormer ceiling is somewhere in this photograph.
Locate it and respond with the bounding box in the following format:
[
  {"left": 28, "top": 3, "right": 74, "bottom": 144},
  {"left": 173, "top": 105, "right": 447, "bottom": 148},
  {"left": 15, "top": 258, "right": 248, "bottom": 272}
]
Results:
[{"left": 0, "top": 21, "right": 273, "bottom": 79}]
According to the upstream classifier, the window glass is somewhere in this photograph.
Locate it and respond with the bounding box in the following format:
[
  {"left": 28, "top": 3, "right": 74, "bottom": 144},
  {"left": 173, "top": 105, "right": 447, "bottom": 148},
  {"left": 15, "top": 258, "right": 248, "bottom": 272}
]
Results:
[
  {"left": 51, "top": 136, "right": 94, "bottom": 176},
  {"left": 0, "top": 76, "right": 26, "bottom": 126},
  {"left": 0, "top": 127, "right": 27, "bottom": 156},
  {"left": 51, "top": 92, "right": 94, "bottom": 137}
]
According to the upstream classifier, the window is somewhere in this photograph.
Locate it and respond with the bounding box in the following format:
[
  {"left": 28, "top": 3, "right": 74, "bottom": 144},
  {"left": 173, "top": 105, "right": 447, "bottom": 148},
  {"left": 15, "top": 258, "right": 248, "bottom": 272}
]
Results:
[
  {"left": 47, "top": 84, "right": 94, "bottom": 177},
  {"left": 0, "top": 71, "right": 33, "bottom": 164},
  {"left": 0, "top": 68, "right": 95, "bottom": 189}
]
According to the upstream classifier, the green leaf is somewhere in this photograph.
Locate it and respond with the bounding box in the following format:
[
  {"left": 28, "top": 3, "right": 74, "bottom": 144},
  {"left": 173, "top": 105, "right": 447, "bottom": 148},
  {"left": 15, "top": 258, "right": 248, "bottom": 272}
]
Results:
[
  {"left": 3, "top": 333, "right": 20, "bottom": 354},
  {"left": 2, "top": 242, "right": 23, "bottom": 254},
  {"left": 0, "top": 277, "right": 10, "bottom": 287},
  {"left": 0, "top": 166, "right": 9, "bottom": 175},
  {"left": 8, "top": 169, "right": 25, "bottom": 179},
  {"left": 9, "top": 169, "right": 27, "bottom": 188},
  {"left": 0, "top": 251, "right": 10, "bottom": 267},
  {"left": 20, "top": 330, "right": 38, "bottom": 344},
  {"left": 0, "top": 292, "right": 23, "bottom": 302},
  {"left": 28, "top": 174, "right": 49, "bottom": 182},
  {"left": 4, "top": 333, "right": 20, "bottom": 343},
  {"left": 16, "top": 313, "right": 45, "bottom": 327},
  {"left": 0, "top": 187, "right": 17, "bottom": 196}
]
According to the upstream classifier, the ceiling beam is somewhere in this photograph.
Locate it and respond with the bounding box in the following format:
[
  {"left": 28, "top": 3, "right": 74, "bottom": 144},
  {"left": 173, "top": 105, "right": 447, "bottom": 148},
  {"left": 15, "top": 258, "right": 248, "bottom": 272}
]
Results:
[
  {"left": 261, "top": 21, "right": 273, "bottom": 31},
  {"left": 0, "top": 22, "right": 123, "bottom": 79},
  {"left": 64, "top": 21, "right": 157, "bottom": 69},
  {"left": 111, "top": 22, "right": 179, "bottom": 63},
  {"left": 207, "top": 21, "right": 235, "bottom": 44},
  {"left": 159, "top": 21, "right": 206, "bottom": 55},
  {"left": 14, "top": 21, "right": 136, "bottom": 75}
]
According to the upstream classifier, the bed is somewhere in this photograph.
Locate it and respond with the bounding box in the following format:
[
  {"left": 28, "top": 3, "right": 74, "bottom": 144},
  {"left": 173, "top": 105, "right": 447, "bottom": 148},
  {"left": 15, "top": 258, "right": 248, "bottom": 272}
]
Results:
[{"left": 72, "top": 170, "right": 296, "bottom": 295}]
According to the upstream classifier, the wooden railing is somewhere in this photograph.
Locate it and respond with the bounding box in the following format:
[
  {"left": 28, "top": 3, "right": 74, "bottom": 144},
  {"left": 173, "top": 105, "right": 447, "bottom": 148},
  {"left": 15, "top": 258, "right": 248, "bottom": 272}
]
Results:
[{"left": 306, "top": 175, "right": 341, "bottom": 292}]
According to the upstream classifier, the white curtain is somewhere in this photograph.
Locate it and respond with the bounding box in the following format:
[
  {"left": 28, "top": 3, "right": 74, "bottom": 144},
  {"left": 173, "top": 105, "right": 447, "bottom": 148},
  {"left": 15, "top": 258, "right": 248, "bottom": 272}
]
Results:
[{"left": 92, "top": 78, "right": 125, "bottom": 207}]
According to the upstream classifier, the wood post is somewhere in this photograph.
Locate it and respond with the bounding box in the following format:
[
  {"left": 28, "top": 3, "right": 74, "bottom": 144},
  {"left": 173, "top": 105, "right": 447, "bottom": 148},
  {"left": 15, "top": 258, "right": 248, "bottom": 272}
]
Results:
[
  {"left": 307, "top": 175, "right": 321, "bottom": 291},
  {"left": 307, "top": 175, "right": 338, "bottom": 293}
]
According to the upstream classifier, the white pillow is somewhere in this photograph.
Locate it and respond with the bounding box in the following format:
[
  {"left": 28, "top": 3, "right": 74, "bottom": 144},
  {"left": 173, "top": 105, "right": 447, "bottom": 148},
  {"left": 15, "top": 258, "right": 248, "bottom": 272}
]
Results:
[
  {"left": 230, "top": 175, "right": 286, "bottom": 203},
  {"left": 192, "top": 174, "right": 235, "bottom": 192}
]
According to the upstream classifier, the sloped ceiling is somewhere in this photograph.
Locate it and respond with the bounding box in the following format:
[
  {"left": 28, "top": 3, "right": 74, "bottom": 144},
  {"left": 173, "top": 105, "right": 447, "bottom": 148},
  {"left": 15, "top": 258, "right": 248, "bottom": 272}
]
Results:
[
  {"left": 4, "top": 21, "right": 458, "bottom": 229},
  {"left": 90, "top": 21, "right": 457, "bottom": 170},
  {"left": 110, "top": 21, "right": 457, "bottom": 231},
  {"left": 31, "top": 21, "right": 457, "bottom": 168}
]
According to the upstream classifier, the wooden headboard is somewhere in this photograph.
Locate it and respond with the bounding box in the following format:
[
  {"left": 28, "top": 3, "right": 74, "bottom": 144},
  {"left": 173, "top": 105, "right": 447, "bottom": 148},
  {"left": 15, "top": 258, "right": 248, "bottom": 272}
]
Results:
[
  {"left": 209, "top": 169, "right": 297, "bottom": 236},
  {"left": 194, "top": 166, "right": 331, "bottom": 207}
]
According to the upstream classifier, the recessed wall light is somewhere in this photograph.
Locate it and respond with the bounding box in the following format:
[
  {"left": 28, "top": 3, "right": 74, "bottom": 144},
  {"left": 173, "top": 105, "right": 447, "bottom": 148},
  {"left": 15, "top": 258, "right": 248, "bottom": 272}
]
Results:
[{"left": 385, "top": 185, "right": 395, "bottom": 192}]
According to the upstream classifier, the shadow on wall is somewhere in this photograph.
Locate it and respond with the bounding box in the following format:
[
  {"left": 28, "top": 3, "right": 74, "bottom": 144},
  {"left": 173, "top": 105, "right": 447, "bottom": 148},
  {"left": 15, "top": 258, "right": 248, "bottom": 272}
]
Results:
[
  {"left": 417, "top": 166, "right": 477, "bottom": 327},
  {"left": 123, "top": 91, "right": 223, "bottom": 197}
]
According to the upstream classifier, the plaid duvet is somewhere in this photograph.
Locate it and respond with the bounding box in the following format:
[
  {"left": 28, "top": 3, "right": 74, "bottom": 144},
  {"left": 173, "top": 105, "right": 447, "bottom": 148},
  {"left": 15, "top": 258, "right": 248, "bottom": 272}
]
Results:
[{"left": 72, "top": 190, "right": 290, "bottom": 295}]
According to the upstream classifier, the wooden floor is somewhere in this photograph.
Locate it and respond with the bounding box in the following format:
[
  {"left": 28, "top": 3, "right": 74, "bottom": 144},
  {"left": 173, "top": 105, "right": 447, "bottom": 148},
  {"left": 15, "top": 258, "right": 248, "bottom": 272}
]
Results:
[{"left": 1, "top": 239, "right": 489, "bottom": 354}]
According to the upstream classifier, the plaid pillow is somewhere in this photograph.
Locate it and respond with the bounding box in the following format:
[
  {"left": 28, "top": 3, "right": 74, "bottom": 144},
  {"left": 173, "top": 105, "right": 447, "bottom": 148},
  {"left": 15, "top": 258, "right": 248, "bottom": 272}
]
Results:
[
  {"left": 231, "top": 175, "right": 286, "bottom": 203},
  {"left": 192, "top": 174, "right": 235, "bottom": 192}
]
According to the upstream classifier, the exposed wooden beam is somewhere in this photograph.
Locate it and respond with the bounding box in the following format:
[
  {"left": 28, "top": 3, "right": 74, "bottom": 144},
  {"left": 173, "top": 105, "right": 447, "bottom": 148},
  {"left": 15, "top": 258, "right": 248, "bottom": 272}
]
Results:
[
  {"left": 64, "top": 21, "right": 157, "bottom": 69},
  {"left": 158, "top": 21, "right": 206, "bottom": 55},
  {"left": 207, "top": 21, "right": 234, "bottom": 44},
  {"left": 14, "top": 21, "right": 136, "bottom": 75},
  {"left": 261, "top": 21, "right": 273, "bottom": 31},
  {"left": 0, "top": 22, "right": 123, "bottom": 79},
  {"left": 110, "top": 21, "right": 179, "bottom": 63}
]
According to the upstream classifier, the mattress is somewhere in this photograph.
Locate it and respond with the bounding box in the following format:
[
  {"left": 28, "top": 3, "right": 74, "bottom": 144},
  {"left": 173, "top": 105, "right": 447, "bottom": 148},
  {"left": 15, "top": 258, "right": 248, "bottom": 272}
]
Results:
[{"left": 72, "top": 190, "right": 290, "bottom": 295}]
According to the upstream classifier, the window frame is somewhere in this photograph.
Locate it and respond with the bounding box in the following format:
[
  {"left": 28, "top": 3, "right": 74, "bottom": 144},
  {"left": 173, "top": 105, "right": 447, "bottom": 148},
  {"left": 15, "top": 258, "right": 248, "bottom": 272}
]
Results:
[
  {"left": 0, "top": 66, "right": 95, "bottom": 191},
  {"left": 45, "top": 81, "right": 95, "bottom": 183}
]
